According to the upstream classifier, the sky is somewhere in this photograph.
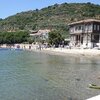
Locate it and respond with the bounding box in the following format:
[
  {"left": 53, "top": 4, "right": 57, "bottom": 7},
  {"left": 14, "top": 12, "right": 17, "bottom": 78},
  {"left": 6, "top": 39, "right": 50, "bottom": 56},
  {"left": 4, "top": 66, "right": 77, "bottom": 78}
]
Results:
[{"left": 0, "top": 0, "right": 100, "bottom": 19}]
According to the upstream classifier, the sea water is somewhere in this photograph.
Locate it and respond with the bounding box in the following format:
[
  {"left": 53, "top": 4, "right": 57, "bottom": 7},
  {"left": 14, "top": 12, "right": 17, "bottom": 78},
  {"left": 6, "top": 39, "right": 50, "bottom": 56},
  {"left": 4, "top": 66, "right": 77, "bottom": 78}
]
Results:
[{"left": 0, "top": 49, "right": 100, "bottom": 100}]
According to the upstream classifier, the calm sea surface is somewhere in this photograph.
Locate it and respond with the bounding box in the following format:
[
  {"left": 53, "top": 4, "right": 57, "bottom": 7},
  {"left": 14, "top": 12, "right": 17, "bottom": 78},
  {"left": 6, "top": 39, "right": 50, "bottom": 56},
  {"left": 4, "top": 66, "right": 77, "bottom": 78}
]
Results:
[{"left": 0, "top": 49, "right": 100, "bottom": 100}]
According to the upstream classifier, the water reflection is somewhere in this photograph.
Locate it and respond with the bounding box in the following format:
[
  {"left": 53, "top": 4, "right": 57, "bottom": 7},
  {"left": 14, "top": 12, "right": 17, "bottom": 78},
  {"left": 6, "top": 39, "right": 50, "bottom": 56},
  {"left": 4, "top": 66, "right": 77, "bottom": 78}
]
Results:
[{"left": 0, "top": 50, "right": 100, "bottom": 100}]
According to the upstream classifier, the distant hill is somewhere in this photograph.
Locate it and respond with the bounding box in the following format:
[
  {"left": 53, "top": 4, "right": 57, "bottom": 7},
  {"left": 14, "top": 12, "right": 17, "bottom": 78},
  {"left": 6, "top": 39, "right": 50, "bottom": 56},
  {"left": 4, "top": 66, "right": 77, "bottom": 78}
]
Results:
[{"left": 0, "top": 2, "right": 100, "bottom": 35}]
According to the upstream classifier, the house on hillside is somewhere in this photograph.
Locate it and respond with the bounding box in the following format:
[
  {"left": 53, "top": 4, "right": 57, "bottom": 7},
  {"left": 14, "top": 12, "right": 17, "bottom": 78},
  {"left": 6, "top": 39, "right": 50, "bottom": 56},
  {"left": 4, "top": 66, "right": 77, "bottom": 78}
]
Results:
[
  {"left": 68, "top": 19, "right": 100, "bottom": 48},
  {"left": 29, "top": 29, "right": 50, "bottom": 42}
]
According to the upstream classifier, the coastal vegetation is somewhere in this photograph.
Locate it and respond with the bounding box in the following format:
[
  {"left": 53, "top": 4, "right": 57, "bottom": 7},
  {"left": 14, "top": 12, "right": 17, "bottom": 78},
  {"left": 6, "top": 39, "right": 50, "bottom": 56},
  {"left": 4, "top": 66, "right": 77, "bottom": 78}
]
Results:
[
  {"left": 48, "top": 30, "right": 64, "bottom": 47},
  {"left": 0, "top": 31, "right": 29, "bottom": 44},
  {"left": 0, "top": 2, "right": 100, "bottom": 44},
  {"left": 0, "top": 3, "right": 100, "bottom": 35}
]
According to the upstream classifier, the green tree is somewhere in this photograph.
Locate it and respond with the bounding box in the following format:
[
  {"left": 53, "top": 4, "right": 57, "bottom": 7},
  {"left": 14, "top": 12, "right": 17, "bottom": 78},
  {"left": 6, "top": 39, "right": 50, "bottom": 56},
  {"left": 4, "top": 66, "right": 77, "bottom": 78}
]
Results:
[
  {"left": 0, "top": 31, "right": 29, "bottom": 44},
  {"left": 14, "top": 31, "right": 29, "bottom": 43},
  {"left": 32, "top": 24, "right": 37, "bottom": 30},
  {"left": 27, "top": 37, "right": 34, "bottom": 44},
  {"left": 48, "top": 30, "right": 64, "bottom": 47},
  {"left": 3, "top": 32, "right": 14, "bottom": 44}
]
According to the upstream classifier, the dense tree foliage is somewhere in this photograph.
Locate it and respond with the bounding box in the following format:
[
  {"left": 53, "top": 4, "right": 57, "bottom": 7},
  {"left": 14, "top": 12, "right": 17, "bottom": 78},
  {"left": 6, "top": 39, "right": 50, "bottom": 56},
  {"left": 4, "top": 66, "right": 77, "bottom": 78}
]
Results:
[
  {"left": 0, "top": 3, "right": 100, "bottom": 36},
  {"left": 0, "top": 31, "right": 29, "bottom": 44},
  {"left": 48, "top": 30, "right": 64, "bottom": 47}
]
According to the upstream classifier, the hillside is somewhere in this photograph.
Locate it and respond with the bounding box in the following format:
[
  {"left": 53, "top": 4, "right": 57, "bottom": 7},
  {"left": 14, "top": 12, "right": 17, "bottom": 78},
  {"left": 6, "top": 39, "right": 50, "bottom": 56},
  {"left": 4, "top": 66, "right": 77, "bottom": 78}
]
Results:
[{"left": 0, "top": 2, "right": 100, "bottom": 34}]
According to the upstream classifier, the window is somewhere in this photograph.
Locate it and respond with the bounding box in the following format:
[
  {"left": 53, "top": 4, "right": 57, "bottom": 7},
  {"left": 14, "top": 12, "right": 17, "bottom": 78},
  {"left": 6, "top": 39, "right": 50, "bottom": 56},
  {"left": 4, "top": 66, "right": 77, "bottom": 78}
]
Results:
[
  {"left": 94, "top": 25, "right": 96, "bottom": 30},
  {"left": 97, "top": 25, "right": 100, "bottom": 31},
  {"left": 78, "top": 26, "right": 82, "bottom": 30},
  {"left": 75, "top": 26, "right": 82, "bottom": 31},
  {"left": 85, "top": 24, "right": 92, "bottom": 31},
  {"left": 75, "top": 26, "right": 78, "bottom": 30}
]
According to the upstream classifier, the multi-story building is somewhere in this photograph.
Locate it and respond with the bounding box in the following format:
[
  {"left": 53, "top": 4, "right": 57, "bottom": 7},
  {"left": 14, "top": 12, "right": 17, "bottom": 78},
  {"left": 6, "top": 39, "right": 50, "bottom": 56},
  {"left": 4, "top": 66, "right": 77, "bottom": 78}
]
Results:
[{"left": 68, "top": 19, "right": 100, "bottom": 48}]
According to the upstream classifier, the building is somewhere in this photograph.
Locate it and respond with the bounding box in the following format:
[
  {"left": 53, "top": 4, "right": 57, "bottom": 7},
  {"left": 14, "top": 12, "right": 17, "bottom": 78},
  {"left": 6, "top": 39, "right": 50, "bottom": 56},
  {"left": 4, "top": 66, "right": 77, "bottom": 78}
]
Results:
[
  {"left": 29, "top": 29, "right": 50, "bottom": 42},
  {"left": 68, "top": 19, "right": 100, "bottom": 48}
]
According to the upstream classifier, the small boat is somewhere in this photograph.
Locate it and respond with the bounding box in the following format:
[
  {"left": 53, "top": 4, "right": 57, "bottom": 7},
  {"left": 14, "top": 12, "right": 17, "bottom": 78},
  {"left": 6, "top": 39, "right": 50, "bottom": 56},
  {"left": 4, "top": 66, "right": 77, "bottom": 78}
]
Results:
[{"left": 89, "top": 84, "right": 100, "bottom": 89}]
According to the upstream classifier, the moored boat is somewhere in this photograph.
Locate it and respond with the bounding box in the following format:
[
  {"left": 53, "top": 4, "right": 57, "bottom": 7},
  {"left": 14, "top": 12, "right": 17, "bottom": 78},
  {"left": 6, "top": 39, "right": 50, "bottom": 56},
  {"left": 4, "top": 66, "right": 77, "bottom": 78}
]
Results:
[{"left": 89, "top": 84, "right": 100, "bottom": 89}]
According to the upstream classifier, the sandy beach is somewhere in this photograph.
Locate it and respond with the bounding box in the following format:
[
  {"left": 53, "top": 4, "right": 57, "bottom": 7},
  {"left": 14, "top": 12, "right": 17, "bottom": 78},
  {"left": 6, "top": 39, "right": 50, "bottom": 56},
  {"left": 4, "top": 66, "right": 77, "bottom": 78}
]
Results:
[
  {"left": 1, "top": 44, "right": 100, "bottom": 57},
  {"left": 26, "top": 44, "right": 100, "bottom": 58},
  {"left": 39, "top": 48, "right": 100, "bottom": 57}
]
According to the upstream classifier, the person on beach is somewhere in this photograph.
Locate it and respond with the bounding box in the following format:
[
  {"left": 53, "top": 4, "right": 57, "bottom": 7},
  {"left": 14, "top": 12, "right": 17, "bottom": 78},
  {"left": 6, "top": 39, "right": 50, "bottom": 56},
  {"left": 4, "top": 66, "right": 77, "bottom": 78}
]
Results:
[
  {"left": 23, "top": 45, "right": 26, "bottom": 50},
  {"left": 39, "top": 44, "right": 41, "bottom": 50},
  {"left": 29, "top": 45, "right": 31, "bottom": 49}
]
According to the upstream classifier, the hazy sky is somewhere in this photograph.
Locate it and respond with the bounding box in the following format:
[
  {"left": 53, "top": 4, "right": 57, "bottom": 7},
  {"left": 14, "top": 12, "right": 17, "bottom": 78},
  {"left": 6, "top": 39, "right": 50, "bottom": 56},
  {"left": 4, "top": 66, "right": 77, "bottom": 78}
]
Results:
[{"left": 0, "top": 0, "right": 100, "bottom": 19}]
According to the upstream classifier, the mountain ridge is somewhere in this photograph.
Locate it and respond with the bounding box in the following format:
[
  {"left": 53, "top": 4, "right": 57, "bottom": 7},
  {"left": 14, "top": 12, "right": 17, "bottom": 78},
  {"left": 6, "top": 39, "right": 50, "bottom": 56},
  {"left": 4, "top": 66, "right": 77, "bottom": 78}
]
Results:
[{"left": 0, "top": 2, "right": 100, "bottom": 33}]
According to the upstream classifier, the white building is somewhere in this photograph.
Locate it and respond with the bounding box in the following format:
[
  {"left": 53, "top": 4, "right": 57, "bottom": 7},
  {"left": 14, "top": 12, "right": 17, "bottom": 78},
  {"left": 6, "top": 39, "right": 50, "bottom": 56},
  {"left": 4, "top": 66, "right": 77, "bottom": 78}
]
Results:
[
  {"left": 30, "top": 29, "right": 50, "bottom": 42},
  {"left": 68, "top": 19, "right": 100, "bottom": 48}
]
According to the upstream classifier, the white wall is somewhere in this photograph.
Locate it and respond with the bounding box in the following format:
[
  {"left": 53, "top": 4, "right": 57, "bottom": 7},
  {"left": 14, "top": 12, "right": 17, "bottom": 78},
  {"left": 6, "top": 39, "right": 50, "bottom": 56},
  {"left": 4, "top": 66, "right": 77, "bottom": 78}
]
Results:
[{"left": 70, "top": 24, "right": 93, "bottom": 34}]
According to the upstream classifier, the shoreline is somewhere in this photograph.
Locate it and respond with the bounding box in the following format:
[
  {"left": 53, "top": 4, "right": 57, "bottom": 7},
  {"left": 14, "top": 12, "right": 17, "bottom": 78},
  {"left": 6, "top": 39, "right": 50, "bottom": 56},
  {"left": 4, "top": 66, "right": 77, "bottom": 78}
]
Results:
[
  {"left": 38, "top": 48, "right": 100, "bottom": 58},
  {"left": 27, "top": 47, "right": 100, "bottom": 59},
  {"left": 1, "top": 44, "right": 100, "bottom": 58}
]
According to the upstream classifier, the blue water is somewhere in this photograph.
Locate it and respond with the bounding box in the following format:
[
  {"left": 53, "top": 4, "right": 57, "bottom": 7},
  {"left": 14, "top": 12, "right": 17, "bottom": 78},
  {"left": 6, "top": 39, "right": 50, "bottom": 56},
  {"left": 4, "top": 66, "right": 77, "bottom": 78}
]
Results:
[{"left": 0, "top": 49, "right": 100, "bottom": 100}]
